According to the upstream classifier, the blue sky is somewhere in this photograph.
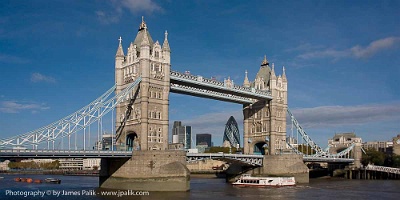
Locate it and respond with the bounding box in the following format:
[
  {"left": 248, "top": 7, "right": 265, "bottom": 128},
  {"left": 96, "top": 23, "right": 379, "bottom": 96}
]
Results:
[{"left": 1, "top": 0, "right": 400, "bottom": 148}]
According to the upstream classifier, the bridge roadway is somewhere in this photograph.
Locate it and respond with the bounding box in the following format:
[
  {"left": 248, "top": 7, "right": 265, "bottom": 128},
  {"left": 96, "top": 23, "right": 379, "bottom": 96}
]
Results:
[{"left": 0, "top": 150, "right": 354, "bottom": 165}]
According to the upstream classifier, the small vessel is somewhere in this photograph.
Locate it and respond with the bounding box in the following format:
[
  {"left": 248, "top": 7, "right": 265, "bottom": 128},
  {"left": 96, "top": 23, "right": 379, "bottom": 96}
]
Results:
[
  {"left": 45, "top": 178, "right": 61, "bottom": 184},
  {"left": 232, "top": 174, "right": 296, "bottom": 187},
  {"left": 14, "top": 177, "right": 21, "bottom": 182},
  {"left": 34, "top": 179, "right": 42, "bottom": 183},
  {"left": 26, "top": 178, "right": 33, "bottom": 183},
  {"left": 20, "top": 178, "right": 27, "bottom": 182}
]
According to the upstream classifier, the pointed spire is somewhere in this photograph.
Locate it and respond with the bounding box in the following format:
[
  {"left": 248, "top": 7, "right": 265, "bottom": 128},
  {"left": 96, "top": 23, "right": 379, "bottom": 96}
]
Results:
[
  {"left": 282, "top": 66, "right": 287, "bottom": 80},
  {"left": 116, "top": 36, "right": 124, "bottom": 57},
  {"left": 139, "top": 16, "right": 147, "bottom": 30},
  {"left": 162, "top": 30, "right": 170, "bottom": 51},
  {"left": 243, "top": 70, "right": 250, "bottom": 87},
  {"left": 271, "top": 63, "right": 276, "bottom": 79},
  {"left": 141, "top": 28, "right": 150, "bottom": 46},
  {"left": 261, "top": 55, "right": 269, "bottom": 66}
]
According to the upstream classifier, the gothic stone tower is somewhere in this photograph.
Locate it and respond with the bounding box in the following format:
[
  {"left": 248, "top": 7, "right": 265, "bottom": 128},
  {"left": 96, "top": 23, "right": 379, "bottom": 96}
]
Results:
[
  {"left": 115, "top": 18, "right": 171, "bottom": 151},
  {"left": 242, "top": 56, "right": 288, "bottom": 155}
]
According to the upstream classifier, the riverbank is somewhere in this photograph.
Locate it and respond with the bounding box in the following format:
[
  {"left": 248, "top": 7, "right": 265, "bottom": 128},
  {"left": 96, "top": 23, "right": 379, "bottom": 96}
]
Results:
[{"left": 0, "top": 170, "right": 99, "bottom": 176}]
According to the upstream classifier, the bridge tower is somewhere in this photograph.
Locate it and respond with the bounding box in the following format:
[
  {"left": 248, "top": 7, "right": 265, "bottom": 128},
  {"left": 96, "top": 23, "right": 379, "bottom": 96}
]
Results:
[
  {"left": 115, "top": 17, "right": 171, "bottom": 151},
  {"left": 243, "top": 56, "right": 288, "bottom": 155},
  {"left": 101, "top": 18, "right": 189, "bottom": 192}
]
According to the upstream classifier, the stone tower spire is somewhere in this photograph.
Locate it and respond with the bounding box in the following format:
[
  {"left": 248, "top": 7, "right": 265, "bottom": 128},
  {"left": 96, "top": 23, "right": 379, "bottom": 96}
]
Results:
[
  {"left": 243, "top": 70, "right": 250, "bottom": 87},
  {"left": 271, "top": 63, "right": 276, "bottom": 79},
  {"left": 115, "top": 36, "right": 125, "bottom": 96},
  {"left": 162, "top": 30, "right": 170, "bottom": 51},
  {"left": 261, "top": 55, "right": 269, "bottom": 66},
  {"left": 139, "top": 16, "right": 147, "bottom": 30},
  {"left": 282, "top": 66, "right": 287, "bottom": 81},
  {"left": 116, "top": 36, "right": 125, "bottom": 57}
]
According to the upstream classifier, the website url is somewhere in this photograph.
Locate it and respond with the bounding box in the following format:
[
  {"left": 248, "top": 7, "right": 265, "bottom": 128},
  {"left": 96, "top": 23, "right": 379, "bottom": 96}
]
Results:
[{"left": 100, "top": 190, "right": 150, "bottom": 197}]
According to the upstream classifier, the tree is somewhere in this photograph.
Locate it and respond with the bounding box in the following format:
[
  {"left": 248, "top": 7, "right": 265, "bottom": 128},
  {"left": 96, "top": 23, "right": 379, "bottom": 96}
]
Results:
[
  {"left": 296, "top": 144, "right": 316, "bottom": 155},
  {"left": 204, "top": 146, "right": 242, "bottom": 153},
  {"left": 392, "top": 154, "right": 400, "bottom": 168},
  {"left": 361, "top": 148, "right": 385, "bottom": 166}
]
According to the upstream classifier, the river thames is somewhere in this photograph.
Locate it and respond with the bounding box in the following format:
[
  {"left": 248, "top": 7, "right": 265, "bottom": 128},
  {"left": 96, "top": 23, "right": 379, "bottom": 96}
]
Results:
[{"left": 0, "top": 174, "right": 399, "bottom": 200}]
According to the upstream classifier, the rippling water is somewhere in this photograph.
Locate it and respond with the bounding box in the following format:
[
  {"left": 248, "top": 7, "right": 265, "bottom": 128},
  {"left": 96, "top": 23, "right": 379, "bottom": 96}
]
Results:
[{"left": 0, "top": 174, "right": 399, "bottom": 200}]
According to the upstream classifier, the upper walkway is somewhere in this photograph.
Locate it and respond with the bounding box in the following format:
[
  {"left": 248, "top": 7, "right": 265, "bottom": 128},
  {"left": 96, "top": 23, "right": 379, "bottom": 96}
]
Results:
[
  {"left": 170, "top": 71, "right": 272, "bottom": 104},
  {"left": 0, "top": 149, "right": 354, "bottom": 165}
]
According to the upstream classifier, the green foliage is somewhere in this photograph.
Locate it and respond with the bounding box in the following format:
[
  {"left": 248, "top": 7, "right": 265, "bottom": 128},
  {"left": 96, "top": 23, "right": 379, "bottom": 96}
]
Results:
[
  {"left": 296, "top": 144, "right": 316, "bottom": 155},
  {"left": 391, "top": 154, "right": 400, "bottom": 168},
  {"left": 8, "top": 160, "right": 60, "bottom": 170},
  {"left": 361, "top": 148, "right": 385, "bottom": 166},
  {"left": 204, "top": 146, "right": 242, "bottom": 153}
]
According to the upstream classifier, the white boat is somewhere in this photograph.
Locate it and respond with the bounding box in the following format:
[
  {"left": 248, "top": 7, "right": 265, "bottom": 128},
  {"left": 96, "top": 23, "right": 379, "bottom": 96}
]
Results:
[
  {"left": 232, "top": 174, "right": 295, "bottom": 187},
  {"left": 45, "top": 178, "right": 61, "bottom": 184}
]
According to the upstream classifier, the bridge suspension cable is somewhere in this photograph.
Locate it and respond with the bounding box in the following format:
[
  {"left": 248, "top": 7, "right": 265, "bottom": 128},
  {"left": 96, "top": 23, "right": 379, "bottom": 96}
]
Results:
[
  {"left": 287, "top": 108, "right": 326, "bottom": 155},
  {"left": 0, "top": 77, "right": 142, "bottom": 149},
  {"left": 287, "top": 108, "right": 355, "bottom": 158}
]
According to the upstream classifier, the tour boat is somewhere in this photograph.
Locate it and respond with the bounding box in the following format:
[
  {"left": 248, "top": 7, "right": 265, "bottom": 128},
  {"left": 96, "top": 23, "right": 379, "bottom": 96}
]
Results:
[
  {"left": 232, "top": 174, "right": 296, "bottom": 187},
  {"left": 45, "top": 178, "right": 61, "bottom": 184}
]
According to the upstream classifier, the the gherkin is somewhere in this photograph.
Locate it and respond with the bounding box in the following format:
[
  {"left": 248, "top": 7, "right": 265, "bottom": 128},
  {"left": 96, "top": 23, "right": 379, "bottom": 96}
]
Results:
[{"left": 223, "top": 116, "right": 240, "bottom": 148}]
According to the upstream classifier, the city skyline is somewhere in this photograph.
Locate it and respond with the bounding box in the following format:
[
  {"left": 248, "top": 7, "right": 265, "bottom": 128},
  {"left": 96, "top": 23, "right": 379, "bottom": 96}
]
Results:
[{"left": 1, "top": 1, "right": 400, "bottom": 148}]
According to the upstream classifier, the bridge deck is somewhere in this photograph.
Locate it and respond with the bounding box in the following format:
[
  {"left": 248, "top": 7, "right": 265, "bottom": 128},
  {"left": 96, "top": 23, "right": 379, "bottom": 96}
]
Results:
[{"left": 0, "top": 150, "right": 354, "bottom": 164}]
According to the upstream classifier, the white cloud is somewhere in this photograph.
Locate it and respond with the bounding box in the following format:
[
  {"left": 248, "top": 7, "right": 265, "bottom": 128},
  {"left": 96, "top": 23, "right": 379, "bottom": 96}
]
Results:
[
  {"left": 96, "top": 0, "right": 163, "bottom": 24},
  {"left": 297, "top": 49, "right": 348, "bottom": 60},
  {"left": 350, "top": 37, "right": 400, "bottom": 58},
  {"left": 121, "top": 0, "right": 162, "bottom": 13},
  {"left": 285, "top": 43, "right": 324, "bottom": 53},
  {"left": 95, "top": 10, "right": 120, "bottom": 25},
  {"left": 0, "top": 53, "right": 29, "bottom": 64},
  {"left": 290, "top": 102, "right": 400, "bottom": 129},
  {"left": 297, "top": 37, "right": 400, "bottom": 60},
  {"left": 31, "top": 73, "right": 56, "bottom": 83},
  {"left": 0, "top": 101, "right": 50, "bottom": 114}
]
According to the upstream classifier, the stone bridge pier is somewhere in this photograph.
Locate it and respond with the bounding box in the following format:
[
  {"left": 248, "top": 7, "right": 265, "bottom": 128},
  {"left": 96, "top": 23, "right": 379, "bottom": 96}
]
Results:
[{"left": 100, "top": 151, "right": 190, "bottom": 191}]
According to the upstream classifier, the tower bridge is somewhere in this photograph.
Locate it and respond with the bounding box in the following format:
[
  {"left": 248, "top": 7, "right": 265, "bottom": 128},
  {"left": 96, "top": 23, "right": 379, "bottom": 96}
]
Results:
[{"left": 0, "top": 18, "right": 361, "bottom": 191}]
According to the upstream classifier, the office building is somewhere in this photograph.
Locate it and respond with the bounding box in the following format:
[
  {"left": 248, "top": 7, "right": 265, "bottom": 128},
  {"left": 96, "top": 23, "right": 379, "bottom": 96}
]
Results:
[
  {"left": 172, "top": 121, "right": 192, "bottom": 149},
  {"left": 196, "top": 133, "right": 212, "bottom": 147}
]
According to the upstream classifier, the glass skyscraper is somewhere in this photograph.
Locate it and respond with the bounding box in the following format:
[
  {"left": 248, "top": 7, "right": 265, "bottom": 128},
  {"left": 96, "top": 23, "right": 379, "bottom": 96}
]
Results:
[
  {"left": 172, "top": 121, "right": 191, "bottom": 149},
  {"left": 223, "top": 116, "right": 240, "bottom": 148}
]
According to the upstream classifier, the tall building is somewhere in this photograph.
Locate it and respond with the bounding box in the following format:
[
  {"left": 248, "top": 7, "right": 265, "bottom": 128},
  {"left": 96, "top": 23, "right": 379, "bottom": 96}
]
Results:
[
  {"left": 114, "top": 17, "right": 171, "bottom": 151},
  {"left": 393, "top": 134, "right": 400, "bottom": 155},
  {"left": 241, "top": 57, "right": 288, "bottom": 154},
  {"left": 171, "top": 121, "right": 191, "bottom": 149},
  {"left": 101, "top": 134, "right": 116, "bottom": 151},
  {"left": 223, "top": 116, "right": 240, "bottom": 148},
  {"left": 185, "top": 126, "right": 192, "bottom": 149},
  {"left": 196, "top": 133, "right": 212, "bottom": 147},
  {"left": 328, "top": 132, "right": 362, "bottom": 154},
  {"left": 362, "top": 141, "right": 393, "bottom": 154}
]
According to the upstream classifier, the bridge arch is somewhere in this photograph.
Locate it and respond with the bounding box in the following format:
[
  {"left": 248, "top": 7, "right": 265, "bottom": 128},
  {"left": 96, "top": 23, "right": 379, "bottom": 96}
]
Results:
[
  {"left": 249, "top": 139, "right": 269, "bottom": 155},
  {"left": 126, "top": 132, "right": 138, "bottom": 151}
]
